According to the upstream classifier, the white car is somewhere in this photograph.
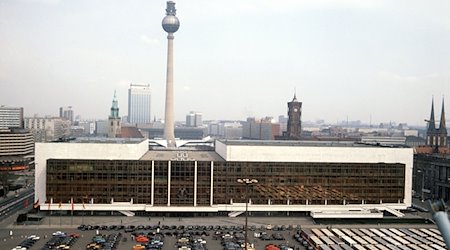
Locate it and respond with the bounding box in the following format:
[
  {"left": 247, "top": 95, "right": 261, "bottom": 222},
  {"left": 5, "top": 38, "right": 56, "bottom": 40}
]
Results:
[
  {"left": 52, "top": 231, "right": 65, "bottom": 236},
  {"left": 27, "top": 235, "right": 40, "bottom": 240},
  {"left": 11, "top": 247, "right": 26, "bottom": 250}
]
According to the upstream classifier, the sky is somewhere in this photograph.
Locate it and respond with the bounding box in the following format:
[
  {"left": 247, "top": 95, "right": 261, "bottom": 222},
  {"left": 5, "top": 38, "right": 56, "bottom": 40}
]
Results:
[{"left": 0, "top": 0, "right": 449, "bottom": 126}]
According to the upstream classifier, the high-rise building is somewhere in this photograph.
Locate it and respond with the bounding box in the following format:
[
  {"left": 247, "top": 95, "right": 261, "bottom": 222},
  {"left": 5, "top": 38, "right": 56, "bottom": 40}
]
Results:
[
  {"left": 108, "top": 91, "right": 121, "bottom": 138},
  {"left": 0, "top": 106, "right": 24, "bottom": 129},
  {"left": 59, "top": 106, "right": 74, "bottom": 124},
  {"left": 286, "top": 94, "right": 302, "bottom": 139},
  {"left": 162, "top": 1, "right": 180, "bottom": 147},
  {"left": 186, "top": 111, "right": 203, "bottom": 127},
  {"left": 426, "top": 98, "right": 447, "bottom": 148},
  {"left": 128, "top": 83, "right": 151, "bottom": 124}
]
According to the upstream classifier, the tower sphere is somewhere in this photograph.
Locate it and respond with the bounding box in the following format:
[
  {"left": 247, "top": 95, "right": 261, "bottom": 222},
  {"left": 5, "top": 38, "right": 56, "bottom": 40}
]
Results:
[{"left": 162, "top": 15, "right": 180, "bottom": 33}]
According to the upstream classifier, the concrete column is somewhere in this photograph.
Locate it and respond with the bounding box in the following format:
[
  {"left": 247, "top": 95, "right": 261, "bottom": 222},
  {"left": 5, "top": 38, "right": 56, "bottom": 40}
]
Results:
[
  {"left": 194, "top": 161, "right": 197, "bottom": 206},
  {"left": 210, "top": 161, "right": 214, "bottom": 206},
  {"left": 168, "top": 161, "right": 171, "bottom": 206},
  {"left": 151, "top": 161, "right": 154, "bottom": 206},
  {"left": 164, "top": 33, "right": 176, "bottom": 147}
]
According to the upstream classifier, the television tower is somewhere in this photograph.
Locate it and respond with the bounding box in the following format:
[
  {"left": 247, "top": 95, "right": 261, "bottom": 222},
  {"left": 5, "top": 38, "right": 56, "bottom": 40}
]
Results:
[{"left": 162, "top": 1, "right": 180, "bottom": 147}]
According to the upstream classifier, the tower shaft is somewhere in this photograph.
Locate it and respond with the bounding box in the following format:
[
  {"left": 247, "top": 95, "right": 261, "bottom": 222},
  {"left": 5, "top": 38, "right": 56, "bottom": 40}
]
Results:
[{"left": 164, "top": 33, "right": 176, "bottom": 147}]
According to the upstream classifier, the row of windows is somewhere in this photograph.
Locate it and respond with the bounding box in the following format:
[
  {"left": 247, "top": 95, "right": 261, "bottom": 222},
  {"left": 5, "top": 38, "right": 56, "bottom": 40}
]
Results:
[{"left": 46, "top": 159, "right": 405, "bottom": 206}]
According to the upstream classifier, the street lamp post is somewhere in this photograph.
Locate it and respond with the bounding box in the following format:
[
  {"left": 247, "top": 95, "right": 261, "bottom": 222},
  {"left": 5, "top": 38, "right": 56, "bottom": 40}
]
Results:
[{"left": 237, "top": 178, "right": 258, "bottom": 250}]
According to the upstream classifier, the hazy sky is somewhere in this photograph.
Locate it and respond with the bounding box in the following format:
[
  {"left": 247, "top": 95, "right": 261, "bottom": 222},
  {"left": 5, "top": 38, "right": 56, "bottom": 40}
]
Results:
[{"left": 1, "top": 0, "right": 449, "bottom": 126}]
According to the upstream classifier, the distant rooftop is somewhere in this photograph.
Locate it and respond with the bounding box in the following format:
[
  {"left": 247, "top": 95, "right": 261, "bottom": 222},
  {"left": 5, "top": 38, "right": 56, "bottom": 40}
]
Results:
[
  {"left": 63, "top": 137, "right": 145, "bottom": 144},
  {"left": 218, "top": 139, "right": 402, "bottom": 148}
]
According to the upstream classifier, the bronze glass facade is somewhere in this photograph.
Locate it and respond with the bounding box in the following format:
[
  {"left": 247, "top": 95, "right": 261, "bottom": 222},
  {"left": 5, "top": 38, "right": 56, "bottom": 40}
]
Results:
[
  {"left": 46, "top": 159, "right": 405, "bottom": 207},
  {"left": 46, "top": 159, "right": 152, "bottom": 204},
  {"left": 213, "top": 162, "right": 405, "bottom": 205}
]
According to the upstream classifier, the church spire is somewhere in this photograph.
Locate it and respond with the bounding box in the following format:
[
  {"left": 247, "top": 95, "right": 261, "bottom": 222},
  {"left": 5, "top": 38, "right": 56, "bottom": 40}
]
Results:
[
  {"left": 110, "top": 90, "right": 119, "bottom": 119},
  {"left": 439, "top": 98, "right": 447, "bottom": 134},
  {"left": 292, "top": 88, "right": 297, "bottom": 102},
  {"left": 427, "top": 98, "right": 436, "bottom": 132}
]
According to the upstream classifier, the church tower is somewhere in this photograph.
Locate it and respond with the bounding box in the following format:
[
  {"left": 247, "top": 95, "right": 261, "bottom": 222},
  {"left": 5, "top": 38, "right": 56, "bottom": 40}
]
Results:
[
  {"left": 108, "top": 91, "right": 121, "bottom": 138},
  {"left": 286, "top": 93, "right": 302, "bottom": 139},
  {"left": 426, "top": 98, "right": 448, "bottom": 149}
]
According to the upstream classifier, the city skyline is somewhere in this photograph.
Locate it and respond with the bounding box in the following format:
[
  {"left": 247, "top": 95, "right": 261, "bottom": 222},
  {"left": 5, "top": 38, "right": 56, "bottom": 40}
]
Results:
[{"left": 1, "top": 0, "right": 449, "bottom": 126}]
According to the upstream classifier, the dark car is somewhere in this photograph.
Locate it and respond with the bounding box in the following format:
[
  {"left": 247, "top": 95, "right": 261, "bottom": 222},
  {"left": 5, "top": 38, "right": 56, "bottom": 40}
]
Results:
[{"left": 125, "top": 225, "right": 135, "bottom": 232}]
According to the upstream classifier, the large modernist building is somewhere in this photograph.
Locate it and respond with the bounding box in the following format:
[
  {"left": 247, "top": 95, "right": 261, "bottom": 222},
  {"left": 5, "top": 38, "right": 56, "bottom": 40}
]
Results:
[{"left": 35, "top": 139, "right": 413, "bottom": 218}]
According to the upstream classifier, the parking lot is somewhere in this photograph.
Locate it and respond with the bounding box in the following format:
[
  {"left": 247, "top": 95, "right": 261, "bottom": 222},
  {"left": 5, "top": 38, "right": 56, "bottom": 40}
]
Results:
[
  {"left": 2, "top": 221, "right": 305, "bottom": 250},
  {"left": 0, "top": 214, "right": 442, "bottom": 250}
]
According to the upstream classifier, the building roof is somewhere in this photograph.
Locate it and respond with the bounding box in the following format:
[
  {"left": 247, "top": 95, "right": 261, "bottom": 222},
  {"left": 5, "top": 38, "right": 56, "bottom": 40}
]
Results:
[
  {"left": 415, "top": 146, "right": 450, "bottom": 155},
  {"left": 120, "top": 126, "right": 144, "bottom": 139},
  {"left": 140, "top": 150, "right": 224, "bottom": 161},
  {"left": 67, "top": 137, "right": 145, "bottom": 144},
  {"left": 218, "top": 139, "right": 398, "bottom": 148}
]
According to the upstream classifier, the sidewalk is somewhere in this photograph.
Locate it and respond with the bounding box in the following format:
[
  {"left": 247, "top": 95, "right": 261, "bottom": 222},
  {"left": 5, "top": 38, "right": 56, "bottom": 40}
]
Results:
[
  {"left": 8, "top": 215, "right": 316, "bottom": 229},
  {"left": 6, "top": 214, "right": 441, "bottom": 231}
]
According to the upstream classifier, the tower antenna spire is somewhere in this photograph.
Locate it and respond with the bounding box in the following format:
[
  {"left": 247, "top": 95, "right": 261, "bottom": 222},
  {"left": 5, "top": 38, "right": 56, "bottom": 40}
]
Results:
[{"left": 162, "top": 1, "right": 180, "bottom": 147}]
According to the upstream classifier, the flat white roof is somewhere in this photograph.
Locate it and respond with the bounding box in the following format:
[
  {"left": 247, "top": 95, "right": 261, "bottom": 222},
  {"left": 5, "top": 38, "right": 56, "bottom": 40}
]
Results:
[{"left": 218, "top": 139, "right": 409, "bottom": 148}]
